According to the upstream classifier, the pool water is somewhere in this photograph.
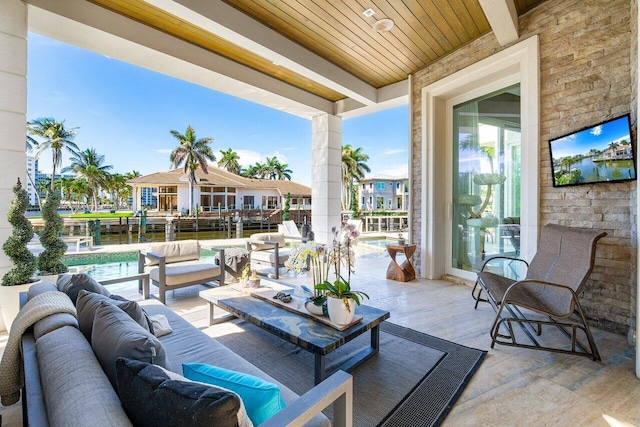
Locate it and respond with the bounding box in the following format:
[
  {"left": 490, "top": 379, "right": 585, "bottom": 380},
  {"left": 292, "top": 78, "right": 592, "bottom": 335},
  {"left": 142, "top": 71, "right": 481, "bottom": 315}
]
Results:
[
  {"left": 65, "top": 249, "right": 218, "bottom": 282},
  {"left": 65, "top": 244, "right": 387, "bottom": 283},
  {"left": 360, "top": 238, "right": 396, "bottom": 248}
]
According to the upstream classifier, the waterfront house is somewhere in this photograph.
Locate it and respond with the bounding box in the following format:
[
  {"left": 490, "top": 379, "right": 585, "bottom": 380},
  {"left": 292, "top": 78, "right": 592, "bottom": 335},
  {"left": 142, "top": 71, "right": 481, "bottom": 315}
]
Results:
[
  {"left": 358, "top": 175, "right": 408, "bottom": 211},
  {"left": 126, "top": 166, "right": 311, "bottom": 213}
]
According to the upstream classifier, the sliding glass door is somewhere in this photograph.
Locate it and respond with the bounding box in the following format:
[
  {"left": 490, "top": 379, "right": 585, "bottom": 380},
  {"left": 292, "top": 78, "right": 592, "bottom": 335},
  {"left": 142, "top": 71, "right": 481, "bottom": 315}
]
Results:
[{"left": 451, "top": 84, "right": 521, "bottom": 273}]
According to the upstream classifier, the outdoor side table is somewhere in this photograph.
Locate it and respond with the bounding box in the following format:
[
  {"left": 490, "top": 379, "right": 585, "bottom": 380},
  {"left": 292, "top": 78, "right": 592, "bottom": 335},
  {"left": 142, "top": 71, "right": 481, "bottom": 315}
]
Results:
[{"left": 386, "top": 244, "right": 416, "bottom": 282}]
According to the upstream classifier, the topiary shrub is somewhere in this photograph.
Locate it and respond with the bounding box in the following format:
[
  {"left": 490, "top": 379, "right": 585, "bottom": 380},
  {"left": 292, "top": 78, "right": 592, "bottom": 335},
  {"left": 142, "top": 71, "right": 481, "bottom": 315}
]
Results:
[
  {"left": 283, "top": 192, "right": 291, "bottom": 221},
  {"left": 37, "top": 190, "right": 68, "bottom": 274},
  {"left": 350, "top": 188, "right": 359, "bottom": 219},
  {"left": 2, "top": 179, "right": 37, "bottom": 286}
]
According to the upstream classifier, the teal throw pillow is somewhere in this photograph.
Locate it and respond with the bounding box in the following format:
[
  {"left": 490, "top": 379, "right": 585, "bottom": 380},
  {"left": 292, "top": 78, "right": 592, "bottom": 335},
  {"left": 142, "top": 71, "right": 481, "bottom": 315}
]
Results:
[{"left": 183, "top": 363, "right": 286, "bottom": 425}]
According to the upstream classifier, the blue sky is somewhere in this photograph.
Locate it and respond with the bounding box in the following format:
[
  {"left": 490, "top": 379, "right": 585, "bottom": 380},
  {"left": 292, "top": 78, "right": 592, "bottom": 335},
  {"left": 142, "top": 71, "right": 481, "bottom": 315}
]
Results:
[
  {"left": 27, "top": 34, "right": 409, "bottom": 187},
  {"left": 550, "top": 115, "right": 631, "bottom": 158}
]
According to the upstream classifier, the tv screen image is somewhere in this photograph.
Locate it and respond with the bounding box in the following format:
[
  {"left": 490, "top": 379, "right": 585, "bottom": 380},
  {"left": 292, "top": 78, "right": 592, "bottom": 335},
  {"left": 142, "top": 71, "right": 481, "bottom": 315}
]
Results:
[{"left": 549, "top": 114, "right": 636, "bottom": 187}]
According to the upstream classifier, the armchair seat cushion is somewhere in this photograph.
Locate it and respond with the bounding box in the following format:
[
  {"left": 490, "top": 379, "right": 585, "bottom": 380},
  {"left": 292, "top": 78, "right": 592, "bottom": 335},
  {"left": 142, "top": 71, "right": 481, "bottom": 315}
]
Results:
[
  {"left": 149, "top": 261, "right": 222, "bottom": 287},
  {"left": 145, "top": 240, "right": 201, "bottom": 265},
  {"left": 248, "top": 232, "right": 286, "bottom": 250},
  {"left": 250, "top": 249, "right": 291, "bottom": 265}
]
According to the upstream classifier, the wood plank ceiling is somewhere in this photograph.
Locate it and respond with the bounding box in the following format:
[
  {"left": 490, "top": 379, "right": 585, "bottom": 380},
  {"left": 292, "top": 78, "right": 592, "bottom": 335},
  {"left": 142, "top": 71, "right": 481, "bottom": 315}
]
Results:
[{"left": 89, "top": 0, "right": 548, "bottom": 102}]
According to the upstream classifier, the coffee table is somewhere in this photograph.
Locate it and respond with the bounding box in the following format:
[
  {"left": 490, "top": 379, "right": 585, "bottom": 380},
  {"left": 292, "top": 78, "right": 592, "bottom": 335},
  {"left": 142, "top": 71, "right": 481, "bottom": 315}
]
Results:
[{"left": 199, "top": 281, "right": 390, "bottom": 385}]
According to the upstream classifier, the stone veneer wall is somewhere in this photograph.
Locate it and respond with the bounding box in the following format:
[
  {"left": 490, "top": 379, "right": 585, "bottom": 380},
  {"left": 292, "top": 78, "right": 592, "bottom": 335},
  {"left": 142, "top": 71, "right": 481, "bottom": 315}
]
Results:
[
  {"left": 630, "top": 0, "right": 638, "bottom": 338},
  {"left": 411, "top": 0, "right": 636, "bottom": 334}
]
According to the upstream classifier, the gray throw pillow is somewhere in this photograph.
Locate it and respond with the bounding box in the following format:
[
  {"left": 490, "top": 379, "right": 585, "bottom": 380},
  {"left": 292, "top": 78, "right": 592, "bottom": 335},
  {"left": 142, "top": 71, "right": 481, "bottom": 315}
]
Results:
[
  {"left": 110, "top": 294, "right": 154, "bottom": 335},
  {"left": 76, "top": 290, "right": 152, "bottom": 340},
  {"left": 57, "top": 273, "right": 110, "bottom": 304},
  {"left": 116, "top": 358, "right": 250, "bottom": 427},
  {"left": 91, "top": 302, "right": 169, "bottom": 389}
]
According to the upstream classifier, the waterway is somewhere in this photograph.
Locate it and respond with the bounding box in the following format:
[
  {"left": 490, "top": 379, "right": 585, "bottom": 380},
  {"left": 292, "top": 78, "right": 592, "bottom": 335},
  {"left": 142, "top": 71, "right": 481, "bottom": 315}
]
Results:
[{"left": 557, "top": 158, "right": 635, "bottom": 184}]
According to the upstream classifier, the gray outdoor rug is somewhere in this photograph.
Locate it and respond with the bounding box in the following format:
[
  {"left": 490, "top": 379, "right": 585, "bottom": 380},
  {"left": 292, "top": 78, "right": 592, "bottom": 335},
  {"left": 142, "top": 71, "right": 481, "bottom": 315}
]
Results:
[{"left": 213, "top": 320, "right": 486, "bottom": 426}]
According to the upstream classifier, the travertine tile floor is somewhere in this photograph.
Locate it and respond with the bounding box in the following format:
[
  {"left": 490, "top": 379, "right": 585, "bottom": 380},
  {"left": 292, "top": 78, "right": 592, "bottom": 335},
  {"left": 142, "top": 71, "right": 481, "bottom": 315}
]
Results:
[{"left": 2, "top": 248, "right": 640, "bottom": 426}]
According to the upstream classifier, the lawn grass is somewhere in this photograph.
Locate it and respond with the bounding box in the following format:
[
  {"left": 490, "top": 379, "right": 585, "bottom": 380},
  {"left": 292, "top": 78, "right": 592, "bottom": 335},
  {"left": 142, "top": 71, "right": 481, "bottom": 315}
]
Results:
[{"left": 69, "top": 212, "right": 135, "bottom": 219}]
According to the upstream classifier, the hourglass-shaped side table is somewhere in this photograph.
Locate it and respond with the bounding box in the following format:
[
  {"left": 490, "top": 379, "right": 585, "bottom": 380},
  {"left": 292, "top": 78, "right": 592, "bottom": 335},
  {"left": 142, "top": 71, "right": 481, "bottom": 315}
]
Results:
[{"left": 386, "top": 244, "right": 416, "bottom": 282}]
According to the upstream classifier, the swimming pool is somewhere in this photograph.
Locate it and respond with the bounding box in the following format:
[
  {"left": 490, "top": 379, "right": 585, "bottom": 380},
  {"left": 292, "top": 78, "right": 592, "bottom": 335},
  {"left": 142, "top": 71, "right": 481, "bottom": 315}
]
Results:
[
  {"left": 64, "top": 243, "right": 386, "bottom": 282},
  {"left": 360, "top": 237, "right": 396, "bottom": 248},
  {"left": 64, "top": 249, "right": 219, "bottom": 281}
]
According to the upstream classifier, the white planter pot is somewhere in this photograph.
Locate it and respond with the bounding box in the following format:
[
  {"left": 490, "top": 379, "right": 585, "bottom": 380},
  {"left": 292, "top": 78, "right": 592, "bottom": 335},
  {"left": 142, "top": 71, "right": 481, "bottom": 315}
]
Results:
[
  {"left": 327, "top": 297, "right": 356, "bottom": 325},
  {"left": 305, "top": 299, "right": 325, "bottom": 316},
  {"left": 0, "top": 280, "right": 41, "bottom": 332},
  {"left": 36, "top": 274, "right": 59, "bottom": 285}
]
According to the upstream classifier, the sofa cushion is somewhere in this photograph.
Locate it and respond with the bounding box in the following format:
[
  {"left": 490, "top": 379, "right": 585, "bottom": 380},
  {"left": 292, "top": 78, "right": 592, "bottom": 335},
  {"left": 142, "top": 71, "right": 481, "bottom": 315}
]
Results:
[
  {"left": 250, "top": 249, "right": 291, "bottom": 265},
  {"left": 77, "top": 290, "right": 152, "bottom": 340},
  {"left": 35, "top": 325, "right": 132, "bottom": 427},
  {"left": 140, "top": 300, "right": 330, "bottom": 427},
  {"left": 148, "top": 261, "right": 221, "bottom": 287},
  {"left": 116, "top": 358, "right": 251, "bottom": 427},
  {"left": 91, "top": 302, "right": 169, "bottom": 388},
  {"left": 27, "top": 281, "right": 58, "bottom": 299},
  {"left": 145, "top": 240, "right": 201, "bottom": 265},
  {"left": 110, "top": 294, "right": 155, "bottom": 333},
  {"left": 183, "top": 363, "right": 286, "bottom": 425},
  {"left": 249, "top": 232, "right": 285, "bottom": 251},
  {"left": 57, "top": 273, "right": 110, "bottom": 304},
  {"left": 33, "top": 312, "right": 78, "bottom": 340}
]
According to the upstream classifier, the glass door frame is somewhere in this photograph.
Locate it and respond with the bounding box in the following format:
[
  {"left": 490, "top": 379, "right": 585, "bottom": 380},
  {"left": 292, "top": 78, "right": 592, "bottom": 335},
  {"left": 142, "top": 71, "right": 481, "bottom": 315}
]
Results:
[
  {"left": 419, "top": 36, "right": 539, "bottom": 281},
  {"left": 445, "top": 79, "right": 521, "bottom": 280}
]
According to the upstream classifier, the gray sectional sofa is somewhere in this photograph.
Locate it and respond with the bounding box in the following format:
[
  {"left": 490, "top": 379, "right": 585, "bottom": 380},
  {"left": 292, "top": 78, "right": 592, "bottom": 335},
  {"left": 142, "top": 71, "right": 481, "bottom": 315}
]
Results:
[{"left": 20, "top": 276, "right": 352, "bottom": 426}]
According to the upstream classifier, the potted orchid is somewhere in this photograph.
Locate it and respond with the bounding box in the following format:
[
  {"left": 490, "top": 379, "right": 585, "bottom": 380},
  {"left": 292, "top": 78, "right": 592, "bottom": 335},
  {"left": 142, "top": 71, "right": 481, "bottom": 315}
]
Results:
[
  {"left": 314, "top": 222, "right": 369, "bottom": 325},
  {"left": 285, "top": 241, "right": 329, "bottom": 315}
]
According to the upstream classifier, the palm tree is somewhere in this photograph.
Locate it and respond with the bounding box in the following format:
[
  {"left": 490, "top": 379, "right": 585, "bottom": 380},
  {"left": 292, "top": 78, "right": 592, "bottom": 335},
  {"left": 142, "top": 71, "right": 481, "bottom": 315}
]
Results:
[
  {"left": 218, "top": 148, "right": 241, "bottom": 174},
  {"left": 169, "top": 125, "right": 215, "bottom": 216},
  {"left": 28, "top": 117, "right": 79, "bottom": 192},
  {"left": 274, "top": 161, "right": 292, "bottom": 180},
  {"left": 265, "top": 156, "right": 280, "bottom": 179},
  {"left": 341, "top": 145, "right": 370, "bottom": 210},
  {"left": 64, "top": 148, "right": 113, "bottom": 211},
  {"left": 106, "top": 173, "right": 129, "bottom": 210},
  {"left": 58, "top": 176, "right": 75, "bottom": 211},
  {"left": 242, "top": 161, "right": 268, "bottom": 179},
  {"left": 69, "top": 178, "right": 90, "bottom": 213},
  {"left": 36, "top": 178, "right": 51, "bottom": 203}
]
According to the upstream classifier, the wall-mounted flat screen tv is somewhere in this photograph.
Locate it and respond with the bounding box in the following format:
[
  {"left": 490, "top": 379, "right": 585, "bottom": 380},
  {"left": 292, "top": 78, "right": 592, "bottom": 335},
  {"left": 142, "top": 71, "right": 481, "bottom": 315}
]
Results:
[{"left": 549, "top": 114, "right": 636, "bottom": 187}]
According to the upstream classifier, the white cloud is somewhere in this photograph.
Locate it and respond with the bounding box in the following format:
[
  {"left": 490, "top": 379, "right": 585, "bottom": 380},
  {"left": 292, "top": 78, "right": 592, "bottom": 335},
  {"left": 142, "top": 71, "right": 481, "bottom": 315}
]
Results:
[{"left": 591, "top": 125, "right": 603, "bottom": 136}]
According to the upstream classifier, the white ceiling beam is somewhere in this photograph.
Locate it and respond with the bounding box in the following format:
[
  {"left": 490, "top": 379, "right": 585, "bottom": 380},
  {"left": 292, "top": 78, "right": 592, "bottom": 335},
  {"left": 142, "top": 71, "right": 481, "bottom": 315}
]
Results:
[
  {"left": 26, "top": 0, "right": 333, "bottom": 118},
  {"left": 478, "top": 0, "right": 519, "bottom": 46},
  {"left": 151, "top": 0, "right": 378, "bottom": 106},
  {"left": 336, "top": 79, "right": 409, "bottom": 119}
]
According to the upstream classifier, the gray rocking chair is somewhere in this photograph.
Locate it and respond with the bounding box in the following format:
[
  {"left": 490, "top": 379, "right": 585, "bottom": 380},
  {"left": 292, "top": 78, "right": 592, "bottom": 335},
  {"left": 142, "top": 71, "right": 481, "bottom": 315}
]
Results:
[{"left": 472, "top": 223, "right": 606, "bottom": 360}]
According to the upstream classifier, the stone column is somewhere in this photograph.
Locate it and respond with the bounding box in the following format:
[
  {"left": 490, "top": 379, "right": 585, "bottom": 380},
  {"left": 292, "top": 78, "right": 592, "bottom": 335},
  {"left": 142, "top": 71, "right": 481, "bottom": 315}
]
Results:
[
  {"left": 131, "top": 185, "right": 139, "bottom": 212},
  {"left": 311, "top": 114, "right": 342, "bottom": 244},
  {"left": 0, "top": 0, "right": 28, "bottom": 281}
]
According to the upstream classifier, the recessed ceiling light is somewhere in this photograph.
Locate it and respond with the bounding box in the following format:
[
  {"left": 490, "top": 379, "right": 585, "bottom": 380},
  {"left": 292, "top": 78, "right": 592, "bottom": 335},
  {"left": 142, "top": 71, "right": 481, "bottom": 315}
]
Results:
[
  {"left": 373, "top": 18, "right": 394, "bottom": 32},
  {"left": 363, "top": 8, "right": 375, "bottom": 17}
]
